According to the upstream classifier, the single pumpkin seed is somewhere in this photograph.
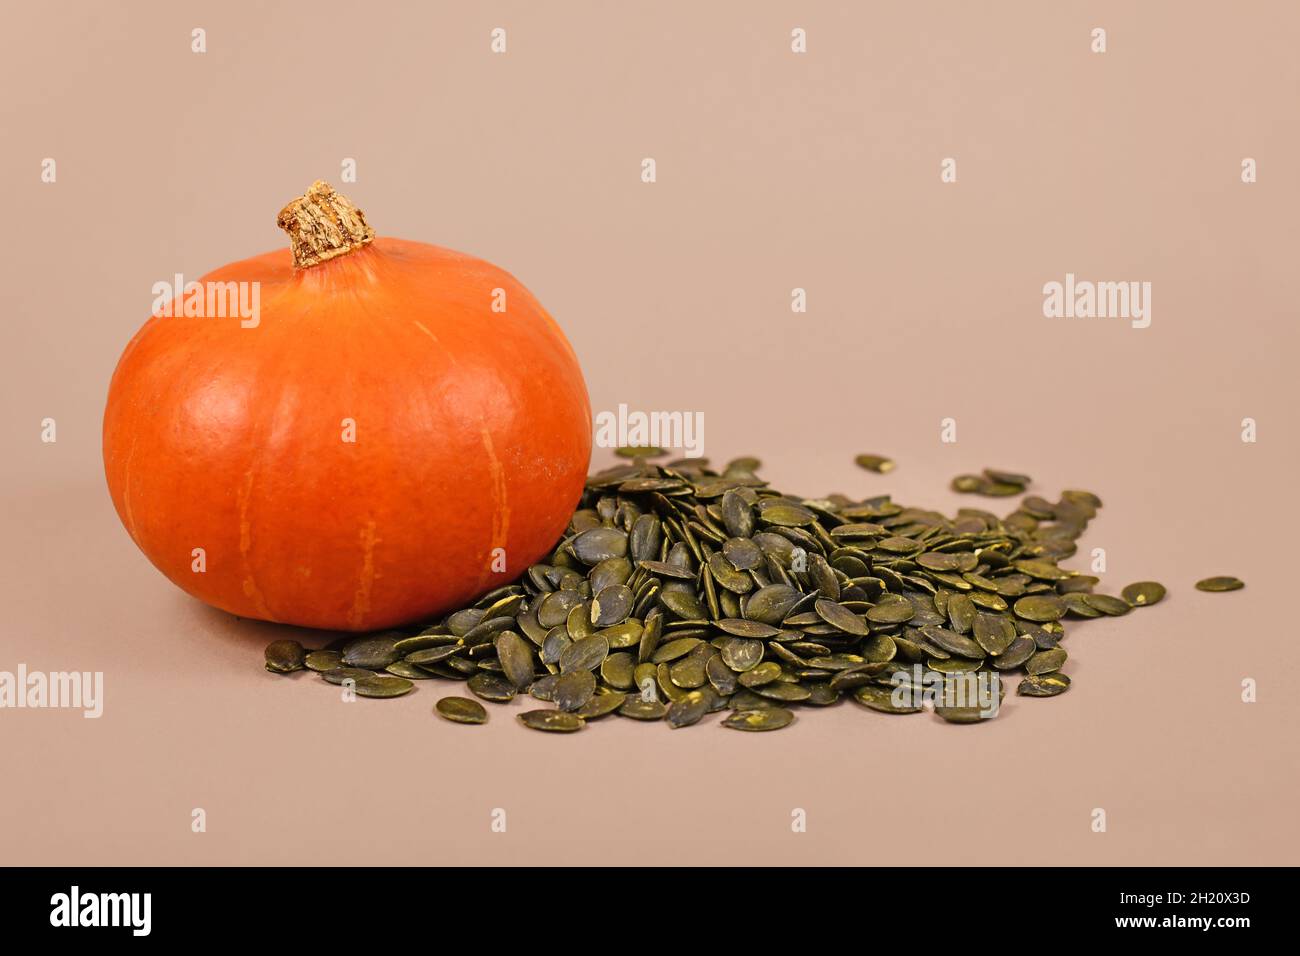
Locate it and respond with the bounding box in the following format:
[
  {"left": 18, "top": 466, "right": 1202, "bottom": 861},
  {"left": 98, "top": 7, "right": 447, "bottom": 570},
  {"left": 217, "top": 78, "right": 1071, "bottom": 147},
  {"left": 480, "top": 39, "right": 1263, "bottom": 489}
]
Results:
[
  {"left": 264, "top": 640, "right": 306, "bottom": 674},
  {"left": 435, "top": 696, "right": 488, "bottom": 724},
  {"left": 1195, "top": 576, "right": 1244, "bottom": 592},
  {"left": 1121, "top": 581, "right": 1167, "bottom": 606},
  {"left": 517, "top": 710, "right": 585, "bottom": 732},
  {"left": 722, "top": 708, "right": 795, "bottom": 731}
]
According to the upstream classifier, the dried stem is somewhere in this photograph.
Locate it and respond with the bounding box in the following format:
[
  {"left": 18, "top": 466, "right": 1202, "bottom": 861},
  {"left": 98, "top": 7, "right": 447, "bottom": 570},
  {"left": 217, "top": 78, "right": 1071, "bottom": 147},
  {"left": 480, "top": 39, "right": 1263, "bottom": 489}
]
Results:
[{"left": 276, "top": 181, "right": 375, "bottom": 268}]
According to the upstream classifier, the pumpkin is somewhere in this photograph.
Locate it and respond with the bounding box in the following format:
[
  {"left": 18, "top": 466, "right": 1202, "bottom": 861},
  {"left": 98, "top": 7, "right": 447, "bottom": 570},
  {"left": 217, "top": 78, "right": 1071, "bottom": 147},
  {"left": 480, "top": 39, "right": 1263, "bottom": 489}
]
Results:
[{"left": 103, "top": 182, "right": 591, "bottom": 631}]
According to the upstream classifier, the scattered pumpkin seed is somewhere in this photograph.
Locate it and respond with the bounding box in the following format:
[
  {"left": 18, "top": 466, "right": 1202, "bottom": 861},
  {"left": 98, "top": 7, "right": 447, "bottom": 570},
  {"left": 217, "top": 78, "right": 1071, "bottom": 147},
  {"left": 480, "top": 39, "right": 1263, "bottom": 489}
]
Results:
[
  {"left": 854, "top": 454, "right": 896, "bottom": 474},
  {"left": 553, "top": 670, "right": 598, "bottom": 712},
  {"left": 1082, "top": 593, "right": 1132, "bottom": 616},
  {"left": 496, "top": 631, "right": 536, "bottom": 689},
  {"left": 852, "top": 684, "right": 922, "bottom": 714},
  {"left": 340, "top": 636, "right": 400, "bottom": 670},
  {"left": 575, "top": 692, "right": 627, "bottom": 719},
  {"left": 722, "top": 708, "right": 795, "bottom": 731},
  {"left": 1121, "top": 581, "right": 1167, "bottom": 606},
  {"left": 618, "top": 698, "right": 668, "bottom": 721},
  {"left": 353, "top": 675, "right": 415, "bottom": 698},
  {"left": 517, "top": 710, "right": 585, "bottom": 732},
  {"left": 319, "top": 667, "right": 372, "bottom": 685},
  {"left": 304, "top": 649, "right": 343, "bottom": 673},
  {"left": 467, "top": 673, "right": 516, "bottom": 703},
  {"left": 435, "top": 696, "right": 488, "bottom": 724},
  {"left": 1018, "top": 673, "right": 1071, "bottom": 697},
  {"left": 666, "top": 691, "right": 710, "bottom": 728},
  {"left": 1195, "top": 576, "right": 1244, "bottom": 592},
  {"left": 264, "top": 640, "right": 305, "bottom": 674},
  {"left": 385, "top": 661, "right": 436, "bottom": 680}
]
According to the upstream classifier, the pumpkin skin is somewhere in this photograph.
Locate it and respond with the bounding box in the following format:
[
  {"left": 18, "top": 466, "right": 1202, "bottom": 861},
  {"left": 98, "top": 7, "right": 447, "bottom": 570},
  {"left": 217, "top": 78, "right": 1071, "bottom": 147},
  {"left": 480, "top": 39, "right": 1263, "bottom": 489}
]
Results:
[{"left": 103, "top": 237, "right": 591, "bottom": 631}]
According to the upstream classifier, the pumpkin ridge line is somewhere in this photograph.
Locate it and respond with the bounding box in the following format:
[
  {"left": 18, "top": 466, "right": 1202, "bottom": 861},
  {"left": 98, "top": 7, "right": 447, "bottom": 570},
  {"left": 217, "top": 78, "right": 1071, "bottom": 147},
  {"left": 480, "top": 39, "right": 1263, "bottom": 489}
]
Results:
[
  {"left": 236, "top": 470, "right": 271, "bottom": 619},
  {"left": 120, "top": 434, "right": 138, "bottom": 538},
  {"left": 479, "top": 426, "right": 510, "bottom": 591},
  {"left": 349, "top": 519, "right": 380, "bottom": 629}
]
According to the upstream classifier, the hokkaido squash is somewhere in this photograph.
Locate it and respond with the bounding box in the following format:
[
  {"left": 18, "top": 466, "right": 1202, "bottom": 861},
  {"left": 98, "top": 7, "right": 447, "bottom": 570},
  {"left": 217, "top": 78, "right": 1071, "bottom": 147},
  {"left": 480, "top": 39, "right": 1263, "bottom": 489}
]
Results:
[{"left": 103, "top": 182, "right": 591, "bottom": 631}]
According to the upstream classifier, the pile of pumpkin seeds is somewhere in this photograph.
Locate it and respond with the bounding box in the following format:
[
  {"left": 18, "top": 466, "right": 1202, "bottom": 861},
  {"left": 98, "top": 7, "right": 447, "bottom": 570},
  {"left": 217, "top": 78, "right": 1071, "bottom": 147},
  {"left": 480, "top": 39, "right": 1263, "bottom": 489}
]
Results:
[{"left": 264, "top": 455, "right": 1239, "bottom": 732}]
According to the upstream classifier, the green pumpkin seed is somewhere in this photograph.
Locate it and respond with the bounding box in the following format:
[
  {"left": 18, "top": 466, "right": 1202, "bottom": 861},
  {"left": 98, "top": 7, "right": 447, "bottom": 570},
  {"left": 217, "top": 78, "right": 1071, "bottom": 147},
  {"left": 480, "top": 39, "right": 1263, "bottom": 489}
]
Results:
[
  {"left": 404, "top": 645, "right": 463, "bottom": 666},
  {"left": 618, "top": 698, "right": 668, "bottom": 720},
  {"left": 1195, "top": 576, "right": 1244, "bottom": 592},
  {"left": 972, "top": 613, "right": 1016, "bottom": 656},
  {"left": 935, "top": 705, "right": 994, "bottom": 724},
  {"left": 540, "top": 628, "right": 572, "bottom": 666},
  {"left": 496, "top": 631, "right": 536, "bottom": 689},
  {"left": 559, "top": 634, "right": 609, "bottom": 674},
  {"left": 861, "top": 634, "right": 897, "bottom": 663},
  {"left": 615, "top": 445, "right": 667, "bottom": 458},
  {"left": 1018, "top": 673, "right": 1071, "bottom": 697},
  {"left": 722, "top": 537, "right": 763, "bottom": 570},
  {"left": 600, "top": 652, "right": 636, "bottom": 690},
  {"left": 1013, "top": 594, "right": 1066, "bottom": 622},
  {"left": 1121, "top": 581, "right": 1167, "bottom": 606},
  {"left": 319, "top": 667, "right": 373, "bottom": 685},
  {"left": 660, "top": 589, "right": 706, "bottom": 620},
  {"left": 651, "top": 637, "right": 702, "bottom": 664},
  {"left": 803, "top": 683, "right": 839, "bottom": 706},
  {"left": 1063, "top": 592, "right": 1103, "bottom": 618},
  {"left": 341, "top": 636, "right": 401, "bottom": 670},
  {"left": 264, "top": 640, "right": 306, "bottom": 674},
  {"left": 570, "top": 528, "right": 630, "bottom": 564},
  {"left": 737, "top": 662, "right": 781, "bottom": 688},
  {"left": 591, "top": 585, "right": 633, "bottom": 627},
  {"left": 353, "top": 675, "right": 415, "bottom": 698},
  {"left": 854, "top": 454, "right": 896, "bottom": 474},
  {"left": 715, "top": 618, "right": 780, "bottom": 639},
  {"left": 666, "top": 690, "right": 710, "bottom": 728},
  {"left": 596, "top": 620, "right": 643, "bottom": 650},
  {"left": 983, "top": 467, "right": 1031, "bottom": 486},
  {"left": 553, "top": 670, "right": 597, "bottom": 711},
  {"left": 723, "top": 708, "right": 795, "bottom": 731},
  {"left": 1082, "top": 593, "right": 1132, "bottom": 616},
  {"left": 753, "top": 681, "right": 811, "bottom": 702},
  {"left": 304, "top": 650, "right": 343, "bottom": 673},
  {"left": 1057, "top": 574, "right": 1099, "bottom": 595},
  {"left": 1018, "top": 621, "right": 1061, "bottom": 649},
  {"left": 385, "top": 661, "right": 436, "bottom": 679},
  {"left": 1025, "top": 647, "right": 1067, "bottom": 676},
  {"left": 814, "top": 598, "right": 870, "bottom": 635},
  {"left": 928, "top": 657, "right": 982, "bottom": 674},
  {"left": 517, "top": 710, "right": 585, "bottom": 733},
  {"left": 435, "top": 696, "right": 488, "bottom": 724},
  {"left": 528, "top": 674, "right": 560, "bottom": 702},
  {"left": 669, "top": 654, "right": 708, "bottom": 689},
  {"left": 467, "top": 673, "right": 516, "bottom": 703},
  {"left": 947, "top": 593, "right": 977, "bottom": 633},
  {"left": 1014, "top": 559, "right": 1070, "bottom": 581},
  {"left": 990, "top": 635, "right": 1036, "bottom": 670},
  {"left": 852, "top": 684, "right": 922, "bottom": 714},
  {"left": 866, "top": 596, "right": 916, "bottom": 624},
  {"left": 921, "top": 625, "right": 986, "bottom": 659},
  {"left": 575, "top": 691, "right": 627, "bottom": 719},
  {"left": 745, "top": 584, "right": 802, "bottom": 624},
  {"left": 703, "top": 655, "right": 737, "bottom": 694},
  {"left": 720, "top": 637, "right": 764, "bottom": 671}
]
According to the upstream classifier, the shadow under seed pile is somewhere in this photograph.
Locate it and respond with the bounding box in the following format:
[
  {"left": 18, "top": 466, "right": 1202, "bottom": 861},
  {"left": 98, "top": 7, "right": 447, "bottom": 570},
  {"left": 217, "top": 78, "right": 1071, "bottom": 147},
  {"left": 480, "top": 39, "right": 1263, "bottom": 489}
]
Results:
[{"left": 265, "top": 456, "right": 1176, "bottom": 731}]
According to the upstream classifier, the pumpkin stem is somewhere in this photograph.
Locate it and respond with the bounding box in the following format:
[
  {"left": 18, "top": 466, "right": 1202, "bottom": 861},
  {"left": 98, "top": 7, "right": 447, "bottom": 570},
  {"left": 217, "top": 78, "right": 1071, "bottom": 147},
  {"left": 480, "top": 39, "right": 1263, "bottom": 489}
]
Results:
[{"left": 276, "top": 181, "right": 376, "bottom": 268}]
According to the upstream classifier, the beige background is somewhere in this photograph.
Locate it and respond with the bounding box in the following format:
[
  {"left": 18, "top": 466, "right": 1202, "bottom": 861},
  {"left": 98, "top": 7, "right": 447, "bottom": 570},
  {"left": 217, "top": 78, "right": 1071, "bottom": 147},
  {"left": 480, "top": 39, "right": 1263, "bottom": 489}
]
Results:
[{"left": 2, "top": 1, "right": 1297, "bottom": 865}]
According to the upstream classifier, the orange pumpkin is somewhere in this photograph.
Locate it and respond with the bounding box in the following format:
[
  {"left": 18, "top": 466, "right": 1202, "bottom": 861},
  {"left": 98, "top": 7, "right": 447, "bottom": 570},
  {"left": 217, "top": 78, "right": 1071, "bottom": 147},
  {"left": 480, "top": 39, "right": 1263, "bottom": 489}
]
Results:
[{"left": 103, "top": 182, "right": 591, "bottom": 631}]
